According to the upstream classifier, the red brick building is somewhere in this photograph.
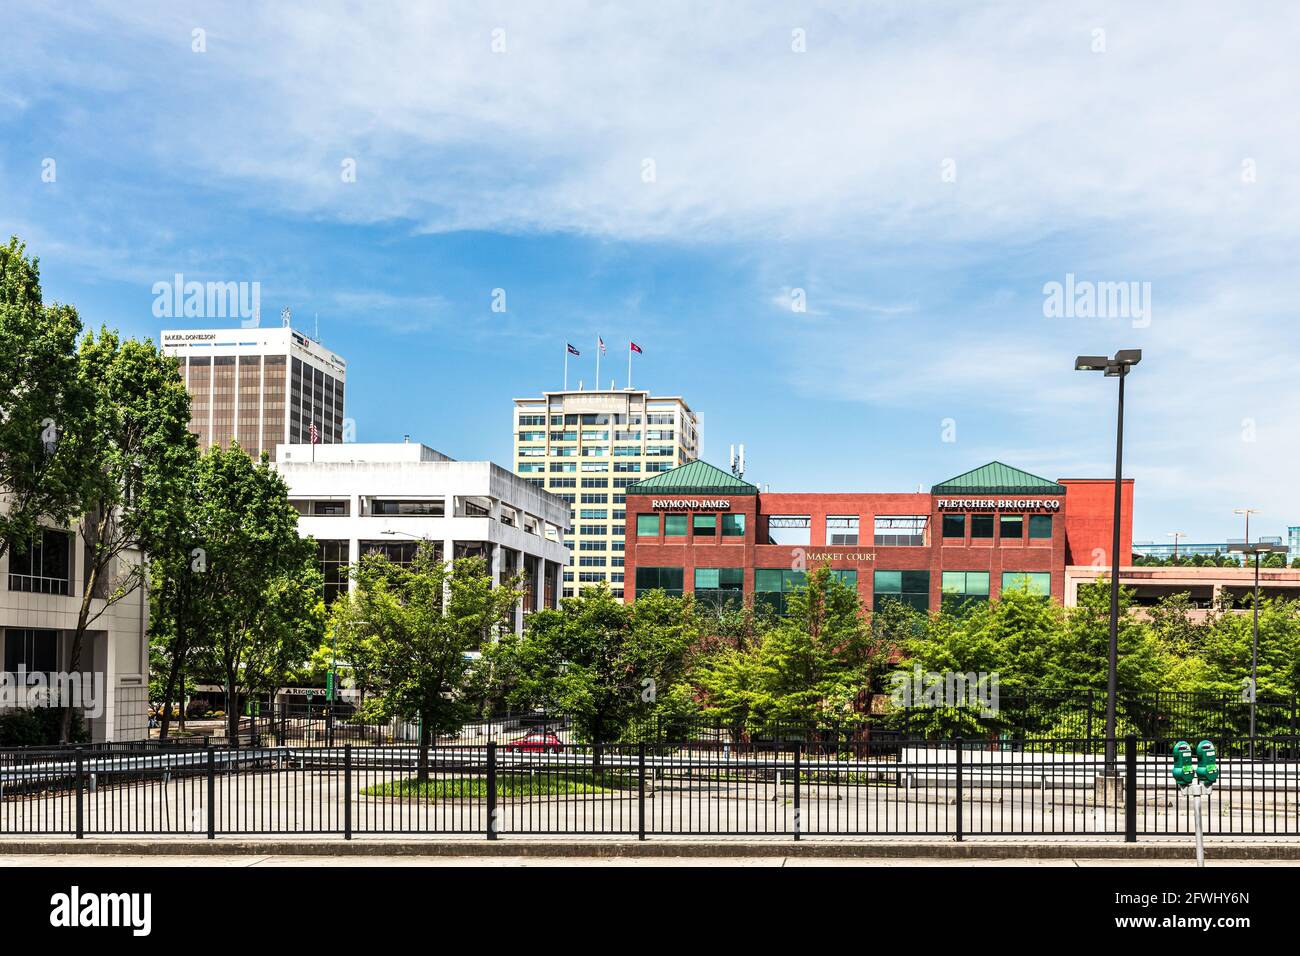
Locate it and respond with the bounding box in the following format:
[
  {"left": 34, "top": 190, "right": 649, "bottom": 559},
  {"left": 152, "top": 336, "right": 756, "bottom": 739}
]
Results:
[{"left": 623, "top": 460, "right": 1133, "bottom": 612}]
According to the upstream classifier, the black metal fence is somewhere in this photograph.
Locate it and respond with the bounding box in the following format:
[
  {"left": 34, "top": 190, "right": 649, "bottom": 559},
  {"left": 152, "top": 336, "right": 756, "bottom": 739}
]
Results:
[{"left": 2, "top": 734, "right": 1297, "bottom": 840}]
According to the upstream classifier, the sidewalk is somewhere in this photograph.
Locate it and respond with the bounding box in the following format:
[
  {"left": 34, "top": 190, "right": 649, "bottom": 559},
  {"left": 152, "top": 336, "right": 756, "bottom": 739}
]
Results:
[{"left": 3, "top": 835, "right": 1300, "bottom": 859}]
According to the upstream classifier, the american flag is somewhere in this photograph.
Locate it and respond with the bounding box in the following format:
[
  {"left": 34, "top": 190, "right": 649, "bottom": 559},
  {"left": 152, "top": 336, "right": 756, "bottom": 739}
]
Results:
[
  {"left": 598, "top": 337, "right": 606, "bottom": 354},
  {"left": 309, "top": 422, "right": 319, "bottom": 445}
]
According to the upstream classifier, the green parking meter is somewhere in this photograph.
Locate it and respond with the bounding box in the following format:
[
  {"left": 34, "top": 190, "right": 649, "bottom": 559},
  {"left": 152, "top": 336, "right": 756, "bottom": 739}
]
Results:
[
  {"left": 1171, "top": 740, "right": 1195, "bottom": 786},
  {"left": 1195, "top": 740, "right": 1219, "bottom": 786}
]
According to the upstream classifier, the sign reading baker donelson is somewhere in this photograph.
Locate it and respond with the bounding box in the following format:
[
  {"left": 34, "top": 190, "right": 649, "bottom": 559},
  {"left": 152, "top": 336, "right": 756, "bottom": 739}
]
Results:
[
  {"left": 651, "top": 498, "right": 732, "bottom": 510},
  {"left": 936, "top": 498, "right": 1062, "bottom": 511}
]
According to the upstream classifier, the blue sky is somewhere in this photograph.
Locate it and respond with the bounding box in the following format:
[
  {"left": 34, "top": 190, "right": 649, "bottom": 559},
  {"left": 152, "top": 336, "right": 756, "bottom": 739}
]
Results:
[{"left": 2, "top": 2, "right": 1298, "bottom": 543}]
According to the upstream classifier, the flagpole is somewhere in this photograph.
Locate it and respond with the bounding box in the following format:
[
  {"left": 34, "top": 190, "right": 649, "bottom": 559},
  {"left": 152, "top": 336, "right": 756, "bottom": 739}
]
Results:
[
  {"left": 564, "top": 345, "right": 569, "bottom": 391},
  {"left": 595, "top": 337, "right": 601, "bottom": 390},
  {"left": 627, "top": 344, "right": 633, "bottom": 389}
]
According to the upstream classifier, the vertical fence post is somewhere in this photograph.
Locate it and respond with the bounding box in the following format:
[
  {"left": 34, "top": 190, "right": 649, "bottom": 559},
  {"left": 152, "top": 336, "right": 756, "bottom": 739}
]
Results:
[
  {"left": 206, "top": 746, "right": 216, "bottom": 840},
  {"left": 74, "top": 748, "right": 84, "bottom": 840},
  {"left": 1124, "top": 733, "right": 1138, "bottom": 843},
  {"left": 344, "top": 744, "right": 352, "bottom": 841},
  {"left": 954, "top": 737, "right": 963, "bottom": 842},
  {"left": 486, "top": 741, "right": 498, "bottom": 841},
  {"left": 792, "top": 742, "right": 802, "bottom": 841},
  {"left": 1086, "top": 690, "right": 1095, "bottom": 753},
  {"left": 638, "top": 742, "right": 646, "bottom": 841}
]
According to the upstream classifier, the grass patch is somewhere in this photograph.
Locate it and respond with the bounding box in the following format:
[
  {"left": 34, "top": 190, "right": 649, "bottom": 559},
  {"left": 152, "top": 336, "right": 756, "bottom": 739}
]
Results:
[{"left": 361, "top": 771, "right": 636, "bottom": 799}]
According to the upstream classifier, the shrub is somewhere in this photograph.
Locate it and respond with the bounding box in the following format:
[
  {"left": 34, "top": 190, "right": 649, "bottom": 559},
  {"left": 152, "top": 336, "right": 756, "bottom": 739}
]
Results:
[{"left": 0, "top": 708, "right": 90, "bottom": 747}]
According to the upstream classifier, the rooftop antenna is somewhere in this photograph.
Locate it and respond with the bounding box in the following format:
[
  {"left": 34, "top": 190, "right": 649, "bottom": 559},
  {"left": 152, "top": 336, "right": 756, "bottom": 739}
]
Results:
[
  {"left": 729, "top": 443, "right": 745, "bottom": 480},
  {"left": 281, "top": 306, "right": 291, "bottom": 329}
]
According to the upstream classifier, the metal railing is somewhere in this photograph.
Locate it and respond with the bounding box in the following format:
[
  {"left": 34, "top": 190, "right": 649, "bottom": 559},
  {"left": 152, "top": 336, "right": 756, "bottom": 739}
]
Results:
[{"left": 2, "top": 734, "right": 1297, "bottom": 840}]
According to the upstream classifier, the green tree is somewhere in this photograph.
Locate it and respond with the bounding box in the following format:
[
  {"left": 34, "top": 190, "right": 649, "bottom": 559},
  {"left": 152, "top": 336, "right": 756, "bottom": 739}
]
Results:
[
  {"left": 342, "top": 546, "right": 521, "bottom": 780},
  {"left": 190, "top": 445, "right": 321, "bottom": 744},
  {"left": 492, "top": 586, "right": 697, "bottom": 746},
  {"left": 60, "top": 330, "right": 197, "bottom": 740},
  {"left": 0, "top": 237, "right": 97, "bottom": 564}
]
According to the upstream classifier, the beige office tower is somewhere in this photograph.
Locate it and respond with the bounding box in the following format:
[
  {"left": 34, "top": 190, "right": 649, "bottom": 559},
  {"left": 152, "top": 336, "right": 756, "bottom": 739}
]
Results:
[
  {"left": 161, "top": 327, "right": 347, "bottom": 461},
  {"left": 513, "top": 388, "right": 701, "bottom": 599}
]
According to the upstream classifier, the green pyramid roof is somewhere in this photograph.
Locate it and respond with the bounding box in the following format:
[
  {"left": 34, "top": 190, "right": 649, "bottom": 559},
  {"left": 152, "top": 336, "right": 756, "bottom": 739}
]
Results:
[
  {"left": 625, "top": 459, "right": 758, "bottom": 496},
  {"left": 931, "top": 461, "right": 1065, "bottom": 496}
]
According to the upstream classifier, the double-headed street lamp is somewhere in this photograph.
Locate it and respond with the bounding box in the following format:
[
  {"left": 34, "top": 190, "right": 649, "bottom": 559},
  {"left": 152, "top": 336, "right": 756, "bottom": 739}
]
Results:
[
  {"left": 1227, "top": 540, "right": 1287, "bottom": 758},
  {"left": 1075, "top": 349, "right": 1142, "bottom": 775}
]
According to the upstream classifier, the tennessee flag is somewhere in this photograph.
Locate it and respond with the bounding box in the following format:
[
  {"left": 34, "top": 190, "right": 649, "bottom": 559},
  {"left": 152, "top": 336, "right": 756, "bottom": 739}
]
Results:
[
  {"left": 630, "top": 341, "right": 643, "bottom": 354},
  {"left": 567, "top": 343, "right": 580, "bottom": 356}
]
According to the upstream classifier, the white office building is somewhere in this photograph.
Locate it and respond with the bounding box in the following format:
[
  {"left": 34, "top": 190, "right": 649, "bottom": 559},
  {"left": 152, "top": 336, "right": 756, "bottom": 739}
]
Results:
[
  {"left": 274, "top": 442, "right": 570, "bottom": 631},
  {"left": 161, "top": 326, "right": 347, "bottom": 461},
  {"left": 0, "top": 521, "right": 149, "bottom": 742}
]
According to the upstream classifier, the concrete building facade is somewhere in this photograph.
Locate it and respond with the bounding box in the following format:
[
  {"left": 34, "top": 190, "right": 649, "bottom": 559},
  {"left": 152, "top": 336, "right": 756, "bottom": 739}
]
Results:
[
  {"left": 0, "top": 520, "right": 149, "bottom": 742},
  {"left": 274, "top": 442, "right": 570, "bottom": 631}
]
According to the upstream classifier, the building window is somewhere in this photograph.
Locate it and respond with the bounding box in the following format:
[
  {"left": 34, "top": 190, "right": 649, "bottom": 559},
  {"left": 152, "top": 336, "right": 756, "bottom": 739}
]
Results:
[
  {"left": 970, "top": 514, "right": 995, "bottom": 539},
  {"left": 578, "top": 556, "right": 607, "bottom": 567},
  {"left": 766, "top": 515, "right": 810, "bottom": 546},
  {"left": 371, "top": 499, "right": 445, "bottom": 516},
  {"left": 580, "top": 494, "right": 609, "bottom": 504},
  {"left": 635, "top": 566, "right": 684, "bottom": 598},
  {"left": 693, "top": 567, "right": 744, "bottom": 607},
  {"left": 664, "top": 514, "right": 688, "bottom": 537},
  {"left": 581, "top": 478, "right": 609, "bottom": 489},
  {"left": 942, "top": 514, "right": 966, "bottom": 539},
  {"left": 1002, "top": 572, "right": 1051, "bottom": 597},
  {"left": 827, "top": 516, "right": 859, "bottom": 546},
  {"left": 359, "top": 540, "right": 425, "bottom": 568},
  {"left": 693, "top": 514, "right": 717, "bottom": 537},
  {"left": 578, "top": 540, "right": 607, "bottom": 551},
  {"left": 7, "top": 529, "right": 73, "bottom": 596},
  {"left": 1000, "top": 515, "right": 1023, "bottom": 539},
  {"left": 318, "top": 540, "right": 350, "bottom": 606},
  {"left": 873, "top": 516, "right": 927, "bottom": 547},
  {"left": 3, "top": 628, "right": 59, "bottom": 673},
  {"left": 549, "top": 478, "right": 577, "bottom": 489},
  {"left": 1029, "top": 514, "right": 1053, "bottom": 539},
  {"left": 873, "top": 570, "right": 930, "bottom": 612},
  {"left": 941, "top": 571, "right": 989, "bottom": 612},
  {"left": 755, "top": 568, "right": 857, "bottom": 616},
  {"left": 721, "top": 513, "right": 746, "bottom": 537},
  {"left": 579, "top": 509, "right": 608, "bottom": 520}
]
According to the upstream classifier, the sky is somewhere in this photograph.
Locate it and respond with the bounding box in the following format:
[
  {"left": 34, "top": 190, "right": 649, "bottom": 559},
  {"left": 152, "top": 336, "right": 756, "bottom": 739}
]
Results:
[{"left": 1, "top": 1, "right": 1297, "bottom": 544}]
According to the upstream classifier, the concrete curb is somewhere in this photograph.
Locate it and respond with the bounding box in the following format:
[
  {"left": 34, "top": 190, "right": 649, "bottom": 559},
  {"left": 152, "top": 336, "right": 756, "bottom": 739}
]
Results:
[{"left": 2, "top": 839, "right": 1300, "bottom": 859}]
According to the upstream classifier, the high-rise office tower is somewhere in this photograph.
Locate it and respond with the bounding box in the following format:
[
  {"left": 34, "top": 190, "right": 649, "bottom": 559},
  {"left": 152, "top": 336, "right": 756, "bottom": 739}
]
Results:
[
  {"left": 161, "top": 327, "right": 347, "bottom": 461},
  {"left": 513, "top": 387, "right": 701, "bottom": 598}
]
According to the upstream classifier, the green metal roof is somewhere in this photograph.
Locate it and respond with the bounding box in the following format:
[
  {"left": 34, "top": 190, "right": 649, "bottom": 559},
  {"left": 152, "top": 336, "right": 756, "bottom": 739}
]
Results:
[
  {"left": 625, "top": 459, "right": 758, "bottom": 496},
  {"left": 931, "top": 461, "right": 1065, "bottom": 496}
]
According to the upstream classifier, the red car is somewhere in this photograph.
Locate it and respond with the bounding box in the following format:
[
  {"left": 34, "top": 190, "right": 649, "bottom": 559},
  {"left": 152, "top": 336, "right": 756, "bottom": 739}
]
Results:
[{"left": 503, "top": 730, "right": 563, "bottom": 754}]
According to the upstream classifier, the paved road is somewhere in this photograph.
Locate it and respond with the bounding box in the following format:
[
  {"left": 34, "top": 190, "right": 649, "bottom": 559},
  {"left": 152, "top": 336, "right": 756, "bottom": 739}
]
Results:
[{"left": 1, "top": 853, "right": 1296, "bottom": 867}]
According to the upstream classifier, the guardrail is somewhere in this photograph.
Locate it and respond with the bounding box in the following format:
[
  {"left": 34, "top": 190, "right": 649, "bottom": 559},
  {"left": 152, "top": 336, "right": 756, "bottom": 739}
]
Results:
[{"left": 1, "top": 734, "right": 1296, "bottom": 841}]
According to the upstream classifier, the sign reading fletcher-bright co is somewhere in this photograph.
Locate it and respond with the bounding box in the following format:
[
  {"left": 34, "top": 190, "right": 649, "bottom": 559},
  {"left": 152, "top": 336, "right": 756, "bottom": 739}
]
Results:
[
  {"left": 936, "top": 498, "right": 1062, "bottom": 511},
  {"left": 651, "top": 498, "right": 733, "bottom": 510}
]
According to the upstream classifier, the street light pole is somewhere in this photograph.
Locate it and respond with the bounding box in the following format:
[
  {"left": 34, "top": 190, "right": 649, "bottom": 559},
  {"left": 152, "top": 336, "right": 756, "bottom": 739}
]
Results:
[
  {"left": 1075, "top": 350, "right": 1142, "bottom": 776},
  {"left": 1229, "top": 541, "right": 1286, "bottom": 760}
]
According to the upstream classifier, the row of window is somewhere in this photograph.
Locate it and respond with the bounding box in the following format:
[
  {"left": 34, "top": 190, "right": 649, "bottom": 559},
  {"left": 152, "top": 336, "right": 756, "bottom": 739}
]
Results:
[
  {"left": 943, "top": 513, "right": 1053, "bottom": 540},
  {"left": 636, "top": 513, "right": 747, "bottom": 538},
  {"left": 517, "top": 413, "right": 679, "bottom": 427},
  {"left": 632, "top": 566, "right": 1052, "bottom": 612}
]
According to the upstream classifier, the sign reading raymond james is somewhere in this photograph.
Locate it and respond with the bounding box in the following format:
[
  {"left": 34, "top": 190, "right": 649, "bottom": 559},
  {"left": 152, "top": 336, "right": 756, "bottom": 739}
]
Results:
[
  {"left": 936, "top": 498, "right": 1062, "bottom": 511},
  {"left": 651, "top": 498, "right": 733, "bottom": 510}
]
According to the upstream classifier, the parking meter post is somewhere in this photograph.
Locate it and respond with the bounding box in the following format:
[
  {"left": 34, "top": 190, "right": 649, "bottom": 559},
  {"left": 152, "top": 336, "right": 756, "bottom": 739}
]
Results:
[{"left": 1192, "top": 778, "right": 1205, "bottom": 868}]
